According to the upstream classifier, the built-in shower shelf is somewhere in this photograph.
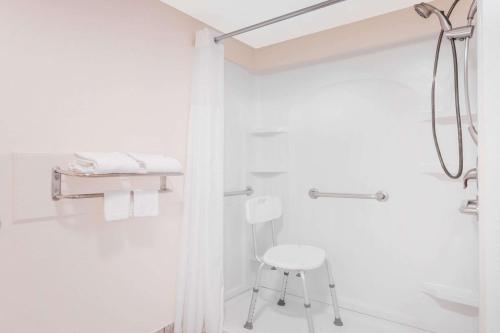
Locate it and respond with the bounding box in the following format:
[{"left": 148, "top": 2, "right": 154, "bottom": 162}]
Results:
[
  {"left": 249, "top": 127, "right": 288, "bottom": 136},
  {"left": 420, "top": 163, "right": 462, "bottom": 181},
  {"left": 422, "top": 283, "right": 479, "bottom": 307},
  {"left": 249, "top": 170, "right": 287, "bottom": 174},
  {"left": 419, "top": 113, "right": 477, "bottom": 125},
  {"left": 422, "top": 171, "right": 458, "bottom": 181}
]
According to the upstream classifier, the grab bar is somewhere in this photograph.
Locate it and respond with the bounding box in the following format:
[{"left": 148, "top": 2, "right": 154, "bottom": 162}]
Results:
[
  {"left": 224, "top": 186, "right": 254, "bottom": 197},
  {"left": 309, "top": 188, "right": 389, "bottom": 202}
]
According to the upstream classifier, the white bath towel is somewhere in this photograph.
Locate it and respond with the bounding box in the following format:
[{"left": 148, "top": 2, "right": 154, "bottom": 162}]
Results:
[
  {"left": 127, "top": 153, "right": 182, "bottom": 173},
  {"left": 69, "top": 152, "right": 143, "bottom": 174},
  {"left": 104, "top": 191, "right": 131, "bottom": 221},
  {"left": 133, "top": 190, "right": 159, "bottom": 217}
]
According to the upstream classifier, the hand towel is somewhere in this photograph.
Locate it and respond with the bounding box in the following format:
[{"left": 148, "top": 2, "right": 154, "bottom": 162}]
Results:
[
  {"left": 104, "top": 191, "right": 131, "bottom": 221},
  {"left": 133, "top": 190, "right": 159, "bottom": 217},
  {"left": 69, "top": 152, "right": 143, "bottom": 174},
  {"left": 127, "top": 153, "right": 182, "bottom": 173}
]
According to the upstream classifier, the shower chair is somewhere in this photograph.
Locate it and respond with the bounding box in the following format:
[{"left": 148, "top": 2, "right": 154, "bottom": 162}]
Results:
[{"left": 243, "top": 196, "right": 343, "bottom": 333}]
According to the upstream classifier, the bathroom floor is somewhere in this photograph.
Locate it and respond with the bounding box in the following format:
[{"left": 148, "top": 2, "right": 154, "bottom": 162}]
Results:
[{"left": 224, "top": 289, "right": 430, "bottom": 333}]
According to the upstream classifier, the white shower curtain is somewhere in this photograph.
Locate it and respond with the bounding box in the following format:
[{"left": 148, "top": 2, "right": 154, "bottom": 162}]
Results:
[{"left": 175, "top": 28, "right": 225, "bottom": 333}]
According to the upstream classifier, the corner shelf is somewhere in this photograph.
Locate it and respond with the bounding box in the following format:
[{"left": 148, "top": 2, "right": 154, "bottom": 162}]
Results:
[
  {"left": 248, "top": 126, "right": 288, "bottom": 178},
  {"left": 419, "top": 113, "right": 477, "bottom": 125},
  {"left": 422, "top": 283, "right": 479, "bottom": 308},
  {"left": 248, "top": 127, "right": 287, "bottom": 136},
  {"left": 249, "top": 170, "right": 287, "bottom": 175},
  {"left": 420, "top": 163, "right": 461, "bottom": 182}
]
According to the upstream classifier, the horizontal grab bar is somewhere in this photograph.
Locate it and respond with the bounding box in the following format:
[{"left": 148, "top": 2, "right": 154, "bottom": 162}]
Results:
[
  {"left": 224, "top": 186, "right": 254, "bottom": 197},
  {"left": 309, "top": 188, "right": 389, "bottom": 202}
]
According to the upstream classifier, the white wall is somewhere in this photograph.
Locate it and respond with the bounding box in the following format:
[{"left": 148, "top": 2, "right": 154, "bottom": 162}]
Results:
[
  {"left": 477, "top": 1, "right": 500, "bottom": 332},
  {"left": 228, "top": 38, "right": 479, "bottom": 333},
  {"left": 224, "top": 61, "right": 257, "bottom": 298}
]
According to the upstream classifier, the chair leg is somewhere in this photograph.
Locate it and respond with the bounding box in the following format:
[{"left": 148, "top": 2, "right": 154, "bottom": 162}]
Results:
[
  {"left": 325, "top": 260, "right": 343, "bottom": 326},
  {"left": 299, "top": 271, "right": 316, "bottom": 333},
  {"left": 244, "top": 263, "right": 265, "bottom": 330},
  {"left": 277, "top": 271, "right": 289, "bottom": 306}
]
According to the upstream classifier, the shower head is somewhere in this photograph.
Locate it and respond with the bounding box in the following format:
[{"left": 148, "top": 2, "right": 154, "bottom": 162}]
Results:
[
  {"left": 414, "top": 2, "right": 452, "bottom": 31},
  {"left": 414, "top": 3, "right": 432, "bottom": 18}
]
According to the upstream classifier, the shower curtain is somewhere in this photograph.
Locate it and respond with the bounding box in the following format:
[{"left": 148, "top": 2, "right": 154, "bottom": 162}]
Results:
[{"left": 174, "top": 28, "right": 225, "bottom": 333}]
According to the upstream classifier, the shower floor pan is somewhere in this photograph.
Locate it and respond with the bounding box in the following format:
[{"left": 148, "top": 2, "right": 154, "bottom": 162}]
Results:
[{"left": 224, "top": 288, "right": 429, "bottom": 333}]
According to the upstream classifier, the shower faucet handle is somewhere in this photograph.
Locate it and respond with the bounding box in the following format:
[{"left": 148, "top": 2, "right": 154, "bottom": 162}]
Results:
[
  {"left": 460, "top": 199, "right": 478, "bottom": 216},
  {"left": 463, "top": 168, "right": 477, "bottom": 189}
]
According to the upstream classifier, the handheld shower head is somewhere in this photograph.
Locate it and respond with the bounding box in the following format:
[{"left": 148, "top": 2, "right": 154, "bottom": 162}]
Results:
[
  {"left": 414, "top": 3, "right": 432, "bottom": 18},
  {"left": 414, "top": 2, "right": 452, "bottom": 31}
]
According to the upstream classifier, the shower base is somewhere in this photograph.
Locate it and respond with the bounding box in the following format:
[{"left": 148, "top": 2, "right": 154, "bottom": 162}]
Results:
[{"left": 224, "top": 288, "right": 429, "bottom": 333}]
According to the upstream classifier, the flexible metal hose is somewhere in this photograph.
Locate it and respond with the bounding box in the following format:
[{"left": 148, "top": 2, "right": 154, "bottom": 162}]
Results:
[
  {"left": 464, "top": 14, "right": 478, "bottom": 144},
  {"left": 431, "top": 0, "right": 463, "bottom": 179},
  {"left": 464, "top": 35, "right": 478, "bottom": 144}
]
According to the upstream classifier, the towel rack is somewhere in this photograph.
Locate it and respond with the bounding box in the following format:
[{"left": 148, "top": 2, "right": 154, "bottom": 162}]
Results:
[
  {"left": 224, "top": 186, "right": 254, "bottom": 197},
  {"left": 51, "top": 167, "right": 183, "bottom": 201},
  {"left": 309, "top": 188, "right": 389, "bottom": 202}
]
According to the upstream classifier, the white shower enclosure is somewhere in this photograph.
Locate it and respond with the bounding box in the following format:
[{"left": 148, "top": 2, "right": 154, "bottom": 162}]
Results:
[{"left": 224, "top": 35, "right": 477, "bottom": 333}]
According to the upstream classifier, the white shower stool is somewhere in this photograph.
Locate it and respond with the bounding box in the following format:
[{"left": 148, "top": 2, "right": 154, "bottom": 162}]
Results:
[{"left": 244, "top": 196, "right": 343, "bottom": 333}]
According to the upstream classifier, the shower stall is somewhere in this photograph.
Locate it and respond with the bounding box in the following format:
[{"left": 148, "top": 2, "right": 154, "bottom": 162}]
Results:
[{"left": 222, "top": 1, "right": 479, "bottom": 333}]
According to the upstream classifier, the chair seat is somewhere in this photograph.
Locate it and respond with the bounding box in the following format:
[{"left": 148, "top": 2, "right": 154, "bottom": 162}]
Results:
[{"left": 262, "top": 244, "right": 326, "bottom": 271}]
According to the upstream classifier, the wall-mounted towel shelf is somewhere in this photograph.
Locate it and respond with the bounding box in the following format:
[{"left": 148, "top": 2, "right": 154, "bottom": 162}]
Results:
[{"left": 51, "top": 167, "right": 183, "bottom": 201}]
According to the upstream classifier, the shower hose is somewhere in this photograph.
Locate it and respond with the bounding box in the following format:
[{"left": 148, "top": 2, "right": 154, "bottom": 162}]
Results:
[{"left": 431, "top": 0, "right": 463, "bottom": 179}]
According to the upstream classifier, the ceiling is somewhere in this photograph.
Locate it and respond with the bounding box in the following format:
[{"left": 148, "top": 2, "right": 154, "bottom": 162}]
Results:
[{"left": 160, "top": 0, "right": 419, "bottom": 48}]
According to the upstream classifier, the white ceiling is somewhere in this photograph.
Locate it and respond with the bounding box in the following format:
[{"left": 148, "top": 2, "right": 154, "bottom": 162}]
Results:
[{"left": 160, "top": 0, "right": 418, "bottom": 48}]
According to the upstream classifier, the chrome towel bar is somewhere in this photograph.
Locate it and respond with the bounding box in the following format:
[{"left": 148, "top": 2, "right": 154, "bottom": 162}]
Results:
[
  {"left": 309, "top": 188, "right": 389, "bottom": 202},
  {"left": 224, "top": 186, "right": 254, "bottom": 197},
  {"left": 51, "top": 167, "right": 183, "bottom": 201}
]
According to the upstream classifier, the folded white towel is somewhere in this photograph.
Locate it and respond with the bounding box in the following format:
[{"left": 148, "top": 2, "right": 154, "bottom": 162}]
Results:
[
  {"left": 133, "top": 190, "right": 159, "bottom": 217},
  {"left": 69, "top": 152, "right": 143, "bottom": 174},
  {"left": 127, "top": 153, "right": 182, "bottom": 173},
  {"left": 104, "top": 191, "right": 131, "bottom": 221}
]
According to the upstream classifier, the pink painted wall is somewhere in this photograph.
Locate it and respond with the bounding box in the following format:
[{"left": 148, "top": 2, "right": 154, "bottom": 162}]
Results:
[{"left": 0, "top": 1, "right": 250, "bottom": 332}]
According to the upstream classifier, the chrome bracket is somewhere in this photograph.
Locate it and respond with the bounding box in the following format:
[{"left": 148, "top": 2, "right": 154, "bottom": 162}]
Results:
[
  {"left": 460, "top": 199, "right": 478, "bottom": 216},
  {"left": 445, "top": 25, "right": 474, "bottom": 40}
]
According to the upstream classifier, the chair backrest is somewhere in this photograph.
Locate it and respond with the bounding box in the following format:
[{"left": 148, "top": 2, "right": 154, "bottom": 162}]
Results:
[
  {"left": 246, "top": 196, "right": 282, "bottom": 225},
  {"left": 246, "top": 196, "right": 282, "bottom": 260}
]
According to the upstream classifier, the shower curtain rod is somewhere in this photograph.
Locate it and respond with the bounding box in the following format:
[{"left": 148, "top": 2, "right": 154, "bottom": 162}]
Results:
[{"left": 214, "top": 0, "right": 347, "bottom": 43}]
